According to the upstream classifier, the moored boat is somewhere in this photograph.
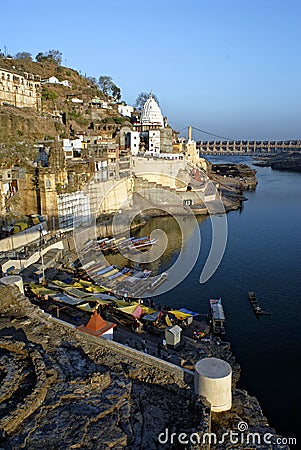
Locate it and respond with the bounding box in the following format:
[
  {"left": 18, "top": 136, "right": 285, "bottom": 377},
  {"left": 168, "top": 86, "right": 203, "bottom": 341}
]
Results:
[
  {"left": 209, "top": 298, "right": 226, "bottom": 336},
  {"left": 248, "top": 292, "right": 271, "bottom": 316}
]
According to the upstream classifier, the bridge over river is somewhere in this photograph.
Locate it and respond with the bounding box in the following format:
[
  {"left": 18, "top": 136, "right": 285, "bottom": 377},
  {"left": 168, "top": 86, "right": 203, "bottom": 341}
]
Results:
[{"left": 197, "top": 139, "right": 301, "bottom": 155}]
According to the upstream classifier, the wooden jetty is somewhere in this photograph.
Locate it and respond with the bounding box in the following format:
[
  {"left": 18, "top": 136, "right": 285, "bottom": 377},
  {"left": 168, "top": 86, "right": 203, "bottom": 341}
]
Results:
[{"left": 248, "top": 292, "right": 271, "bottom": 316}]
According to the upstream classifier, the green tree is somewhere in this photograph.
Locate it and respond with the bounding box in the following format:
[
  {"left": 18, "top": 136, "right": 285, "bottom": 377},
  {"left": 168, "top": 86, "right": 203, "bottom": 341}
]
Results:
[
  {"left": 42, "top": 87, "right": 58, "bottom": 100},
  {"left": 135, "top": 92, "right": 159, "bottom": 111},
  {"left": 87, "top": 76, "right": 98, "bottom": 85},
  {"left": 36, "top": 52, "right": 44, "bottom": 62},
  {"left": 14, "top": 52, "right": 32, "bottom": 61},
  {"left": 99, "top": 76, "right": 113, "bottom": 96},
  {"left": 48, "top": 49, "right": 62, "bottom": 65},
  {"left": 36, "top": 49, "right": 62, "bottom": 65},
  {"left": 98, "top": 76, "right": 121, "bottom": 101},
  {"left": 111, "top": 84, "right": 121, "bottom": 101}
]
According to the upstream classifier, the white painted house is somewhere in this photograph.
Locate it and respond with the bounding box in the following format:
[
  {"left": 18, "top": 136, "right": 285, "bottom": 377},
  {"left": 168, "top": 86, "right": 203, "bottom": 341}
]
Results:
[
  {"left": 129, "top": 131, "right": 140, "bottom": 155},
  {"left": 148, "top": 129, "right": 161, "bottom": 154},
  {"left": 41, "top": 76, "right": 71, "bottom": 87},
  {"left": 63, "top": 138, "right": 83, "bottom": 159},
  {"left": 118, "top": 104, "right": 134, "bottom": 117},
  {"left": 71, "top": 97, "right": 83, "bottom": 104}
]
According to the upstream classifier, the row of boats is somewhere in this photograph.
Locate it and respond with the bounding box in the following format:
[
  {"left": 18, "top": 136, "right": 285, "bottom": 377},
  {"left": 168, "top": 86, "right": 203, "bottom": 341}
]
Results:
[
  {"left": 78, "top": 235, "right": 165, "bottom": 298},
  {"left": 98, "top": 236, "right": 157, "bottom": 254},
  {"left": 80, "top": 261, "right": 167, "bottom": 298},
  {"left": 78, "top": 237, "right": 272, "bottom": 334}
]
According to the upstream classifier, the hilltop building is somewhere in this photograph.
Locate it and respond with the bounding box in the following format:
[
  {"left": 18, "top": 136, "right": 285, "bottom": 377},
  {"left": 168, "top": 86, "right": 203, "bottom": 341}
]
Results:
[
  {"left": 0, "top": 67, "right": 41, "bottom": 111},
  {"left": 41, "top": 76, "right": 71, "bottom": 87}
]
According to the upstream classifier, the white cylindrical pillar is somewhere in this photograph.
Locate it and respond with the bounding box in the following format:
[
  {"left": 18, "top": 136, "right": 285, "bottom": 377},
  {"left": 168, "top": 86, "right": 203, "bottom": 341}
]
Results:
[
  {"left": 194, "top": 357, "right": 232, "bottom": 412},
  {"left": 0, "top": 275, "right": 24, "bottom": 295}
]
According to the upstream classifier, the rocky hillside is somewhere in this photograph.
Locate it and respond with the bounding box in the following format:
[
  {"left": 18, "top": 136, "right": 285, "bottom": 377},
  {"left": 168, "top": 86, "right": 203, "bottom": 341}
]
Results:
[
  {"left": 0, "top": 56, "right": 123, "bottom": 149},
  {"left": 0, "top": 57, "right": 101, "bottom": 96},
  {"left": 0, "top": 104, "right": 63, "bottom": 145}
]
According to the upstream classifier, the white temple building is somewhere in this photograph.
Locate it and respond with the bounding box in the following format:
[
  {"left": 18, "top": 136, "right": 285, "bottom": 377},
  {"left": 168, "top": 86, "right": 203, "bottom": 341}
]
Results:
[
  {"left": 120, "top": 93, "right": 174, "bottom": 156},
  {"left": 141, "top": 94, "right": 164, "bottom": 128}
]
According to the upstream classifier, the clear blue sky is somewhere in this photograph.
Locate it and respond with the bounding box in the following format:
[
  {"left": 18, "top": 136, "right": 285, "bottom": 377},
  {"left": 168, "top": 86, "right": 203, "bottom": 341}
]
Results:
[{"left": 1, "top": 0, "right": 300, "bottom": 140}]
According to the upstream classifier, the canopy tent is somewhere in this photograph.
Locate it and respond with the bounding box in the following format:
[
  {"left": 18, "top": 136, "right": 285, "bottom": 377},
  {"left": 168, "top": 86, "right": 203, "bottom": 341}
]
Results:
[
  {"left": 118, "top": 304, "right": 143, "bottom": 318},
  {"left": 165, "top": 314, "right": 173, "bottom": 327},
  {"left": 77, "top": 297, "right": 112, "bottom": 312},
  {"left": 29, "top": 284, "right": 57, "bottom": 296},
  {"left": 168, "top": 310, "right": 192, "bottom": 320},
  {"left": 48, "top": 293, "right": 86, "bottom": 306},
  {"left": 113, "top": 299, "right": 136, "bottom": 308},
  {"left": 142, "top": 311, "right": 162, "bottom": 322},
  {"left": 50, "top": 280, "right": 73, "bottom": 288},
  {"left": 77, "top": 303, "right": 96, "bottom": 313},
  {"left": 80, "top": 261, "right": 96, "bottom": 271},
  {"left": 93, "top": 283, "right": 112, "bottom": 293},
  {"left": 140, "top": 305, "right": 156, "bottom": 315},
  {"left": 80, "top": 296, "right": 112, "bottom": 305},
  {"left": 89, "top": 292, "right": 117, "bottom": 302},
  {"left": 84, "top": 263, "right": 105, "bottom": 273},
  {"left": 178, "top": 308, "right": 200, "bottom": 317},
  {"left": 71, "top": 282, "right": 84, "bottom": 289},
  {"left": 77, "top": 310, "right": 116, "bottom": 339},
  {"left": 93, "top": 265, "right": 115, "bottom": 276},
  {"left": 78, "top": 279, "right": 93, "bottom": 287},
  {"left": 64, "top": 287, "right": 91, "bottom": 299},
  {"left": 85, "top": 285, "right": 107, "bottom": 293}
]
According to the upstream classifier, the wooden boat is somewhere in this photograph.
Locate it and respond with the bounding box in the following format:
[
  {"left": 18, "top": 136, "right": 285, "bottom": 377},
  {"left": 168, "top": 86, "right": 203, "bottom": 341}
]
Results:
[
  {"left": 248, "top": 291, "right": 263, "bottom": 315},
  {"left": 147, "top": 272, "right": 168, "bottom": 291},
  {"left": 100, "top": 236, "right": 156, "bottom": 254},
  {"left": 248, "top": 292, "right": 272, "bottom": 316},
  {"left": 209, "top": 298, "right": 226, "bottom": 336}
]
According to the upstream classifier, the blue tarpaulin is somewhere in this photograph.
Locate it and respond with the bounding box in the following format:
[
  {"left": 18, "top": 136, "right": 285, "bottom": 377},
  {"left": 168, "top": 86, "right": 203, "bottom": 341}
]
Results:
[{"left": 178, "top": 308, "right": 200, "bottom": 317}]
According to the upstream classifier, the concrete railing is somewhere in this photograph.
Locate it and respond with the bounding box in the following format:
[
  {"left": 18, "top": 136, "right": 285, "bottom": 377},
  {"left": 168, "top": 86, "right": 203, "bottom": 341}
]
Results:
[
  {"left": 1, "top": 240, "right": 64, "bottom": 273},
  {"left": 44, "top": 313, "right": 194, "bottom": 384},
  {"left": 0, "top": 223, "right": 47, "bottom": 253}
]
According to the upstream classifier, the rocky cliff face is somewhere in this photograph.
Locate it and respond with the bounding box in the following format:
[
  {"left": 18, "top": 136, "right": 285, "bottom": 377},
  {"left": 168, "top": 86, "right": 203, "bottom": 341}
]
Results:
[{"left": 0, "top": 105, "right": 63, "bottom": 145}]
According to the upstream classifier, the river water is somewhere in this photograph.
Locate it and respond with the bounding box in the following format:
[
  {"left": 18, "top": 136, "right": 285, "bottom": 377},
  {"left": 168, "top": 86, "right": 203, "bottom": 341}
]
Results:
[{"left": 134, "top": 156, "right": 301, "bottom": 442}]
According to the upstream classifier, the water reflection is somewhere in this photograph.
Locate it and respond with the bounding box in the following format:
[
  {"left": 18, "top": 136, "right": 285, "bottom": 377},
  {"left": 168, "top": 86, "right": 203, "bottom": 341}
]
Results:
[{"left": 106, "top": 214, "right": 207, "bottom": 279}]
